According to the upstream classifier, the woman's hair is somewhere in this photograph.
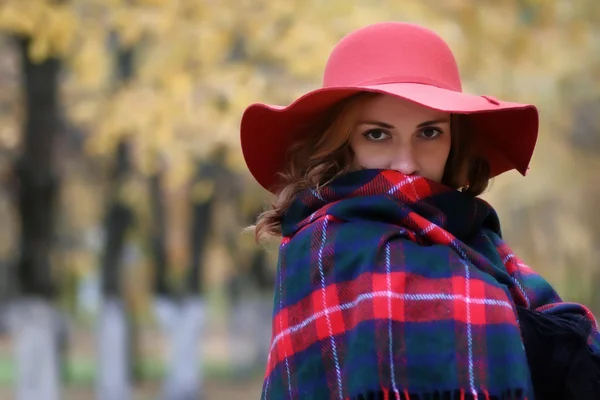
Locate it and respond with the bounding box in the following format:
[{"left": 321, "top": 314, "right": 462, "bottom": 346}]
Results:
[{"left": 252, "top": 92, "right": 491, "bottom": 240}]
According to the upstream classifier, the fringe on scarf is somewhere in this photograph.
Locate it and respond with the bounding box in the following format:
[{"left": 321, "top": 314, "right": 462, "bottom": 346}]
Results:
[
  {"left": 351, "top": 307, "right": 600, "bottom": 400},
  {"left": 352, "top": 389, "right": 521, "bottom": 399}
]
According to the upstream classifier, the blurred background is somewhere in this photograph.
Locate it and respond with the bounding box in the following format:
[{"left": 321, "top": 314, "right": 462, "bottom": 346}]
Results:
[{"left": 0, "top": 0, "right": 599, "bottom": 399}]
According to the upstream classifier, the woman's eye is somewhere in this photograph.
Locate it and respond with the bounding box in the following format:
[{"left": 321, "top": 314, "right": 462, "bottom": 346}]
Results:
[
  {"left": 364, "top": 129, "right": 390, "bottom": 141},
  {"left": 420, "top": 127, "right": 442, "bottom": 139}
]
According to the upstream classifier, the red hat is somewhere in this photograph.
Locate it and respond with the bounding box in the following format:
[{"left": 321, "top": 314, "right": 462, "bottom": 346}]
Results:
[{"left": 241, "top": 22, "right": 539, "bottom": 193}]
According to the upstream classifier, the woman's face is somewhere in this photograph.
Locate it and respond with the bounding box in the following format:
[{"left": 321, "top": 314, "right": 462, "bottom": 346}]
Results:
[{"left": 348, "top": 94, "right": 452, "bottom": 183}]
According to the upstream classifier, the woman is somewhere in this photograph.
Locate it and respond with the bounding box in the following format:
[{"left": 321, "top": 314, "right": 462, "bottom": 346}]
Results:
[{"left": 240, "top": 22, "right": 600, "bottom": 400}]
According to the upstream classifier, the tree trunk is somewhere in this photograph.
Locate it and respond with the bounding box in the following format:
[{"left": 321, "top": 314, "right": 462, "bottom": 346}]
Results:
[
  {"left": 149, "top": 161, "right": 170, "bottom": 297},
  {"left": 10, "top": 36, "right": 62, "bottom": 400},
  {"left": 95, "top": 36, "right": 141, "bottom": 398},
  {"left": 96, "top": 297, "right": 130, "bottom": 400},
  {"left": 186, "top": 160, "right": 215, "bottom": 296},
  {"left": 10, "top": 299, "right": 61, "bottom": 400},
  {"left": 97, "top": 139, "right": 134, "bottom": 400},
  {"left": 155, "top": 160, "right": 212, "bottom": 400},
  {"left": 160, "top": 297, "right": 206, "bottom": 400},
  {"left": 229, "top": 203, "right": 274, "bottom": 374}
]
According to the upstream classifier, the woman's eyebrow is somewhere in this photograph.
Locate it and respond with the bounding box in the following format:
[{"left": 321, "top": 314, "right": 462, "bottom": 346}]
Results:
[
  {"left": 357, "top": 120, "right": 395, "bottom": 129},
  {"left": 417, "top": 119, "right": 450, "bottom": 128},
  {"left": 357, "top": 119, "right": 450, "bottom": 129}
]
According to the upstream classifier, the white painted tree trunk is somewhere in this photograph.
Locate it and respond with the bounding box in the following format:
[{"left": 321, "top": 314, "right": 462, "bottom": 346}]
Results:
[
  {"left": 155, "top": 296, "right": 206, "bottom": 400},
  {"left": 96, "top": 298, "right": 130, "bottom": 400},
  {"left": 230, "top": 293, "right": 273, "bottom": 370},
  {"left": 254, "top": 294, "right": 273, "bottom": 365},
  {"left": 9, "top": 298, "right": 61, "bottom": 400},
  {"left": 153, "top": 296, "right": 179, "bottom": 333}
]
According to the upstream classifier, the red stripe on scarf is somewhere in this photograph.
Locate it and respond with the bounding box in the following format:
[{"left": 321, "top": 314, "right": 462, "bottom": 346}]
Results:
[{"left": 265, "top": 271, "right": 517, "bottom": 376}]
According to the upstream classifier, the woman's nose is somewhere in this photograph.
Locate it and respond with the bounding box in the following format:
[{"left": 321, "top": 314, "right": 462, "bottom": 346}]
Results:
[{"left": 390, "top": 144, "right": 418, "bottom": 176}]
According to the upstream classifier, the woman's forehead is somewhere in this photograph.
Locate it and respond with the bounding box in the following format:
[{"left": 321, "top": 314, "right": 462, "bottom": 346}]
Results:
[{"left": 353, "top": 94, "right": 450, "bottom": 121}]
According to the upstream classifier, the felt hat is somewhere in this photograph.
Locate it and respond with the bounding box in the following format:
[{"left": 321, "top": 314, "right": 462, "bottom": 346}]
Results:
[{"left": 240, "top": 22, "right": 539, "bottom": 192}]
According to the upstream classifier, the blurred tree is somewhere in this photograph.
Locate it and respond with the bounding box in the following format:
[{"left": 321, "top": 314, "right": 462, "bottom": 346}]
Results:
[
  {"left": 9, "top": 33, "right": 62, "bottom": 400},
  {"left": 186, "top": 159, "right": 216, "bottom": 297},
  {"left": 570, "top": 100, "right": 600, "bottom": 153},
  {"left": 227, "top": 183, "right": 275, "bottom": 372},
  {"left": 100, "top": 137, "right": 134, "bottom": 305},
  {"left": 149, "top": 153, "right": 170, "bottom": 298},
  {"left": 12, "top": 34, "right": 60, "bottom": 325},
  {"left": 96, "top": 26, "right": 149, "bottom": 395},
  {"left": 97, "top": 137, "right": 136, "bottom": 400}
]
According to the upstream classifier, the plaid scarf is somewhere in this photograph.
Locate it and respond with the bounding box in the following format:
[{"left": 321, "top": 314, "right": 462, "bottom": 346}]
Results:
[{"left": 262, "top": 169, "right": 600, "bottom": 400}]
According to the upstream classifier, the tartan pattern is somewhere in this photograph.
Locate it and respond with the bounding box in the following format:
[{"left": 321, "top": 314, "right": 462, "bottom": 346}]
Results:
[{"left": 262, "top": 169, "right": 600, "bottom": 400}]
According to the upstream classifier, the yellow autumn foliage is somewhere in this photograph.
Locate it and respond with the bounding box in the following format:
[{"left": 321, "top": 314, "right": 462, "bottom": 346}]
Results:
[
  {"left": 1, "top": 0, "right": 599, "bottom": 302},
  {"left": 0, "top": 0, "right": 593, "bottom": 175}
]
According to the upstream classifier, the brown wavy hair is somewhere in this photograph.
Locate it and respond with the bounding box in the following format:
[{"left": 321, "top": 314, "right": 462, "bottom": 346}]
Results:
[{"left": 252, "top": 92, "right": 491, "bottom": 241}]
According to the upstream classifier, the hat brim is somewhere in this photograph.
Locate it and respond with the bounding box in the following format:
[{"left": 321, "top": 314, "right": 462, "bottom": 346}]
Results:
[{"left": 241, "top": 83, "right": 539, "bottom": 193}]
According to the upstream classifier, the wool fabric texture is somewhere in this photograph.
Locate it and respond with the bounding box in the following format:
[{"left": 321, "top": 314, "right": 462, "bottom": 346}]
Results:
[{"left": 262, "top": 169, "right": 600, "bottom": 400}]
